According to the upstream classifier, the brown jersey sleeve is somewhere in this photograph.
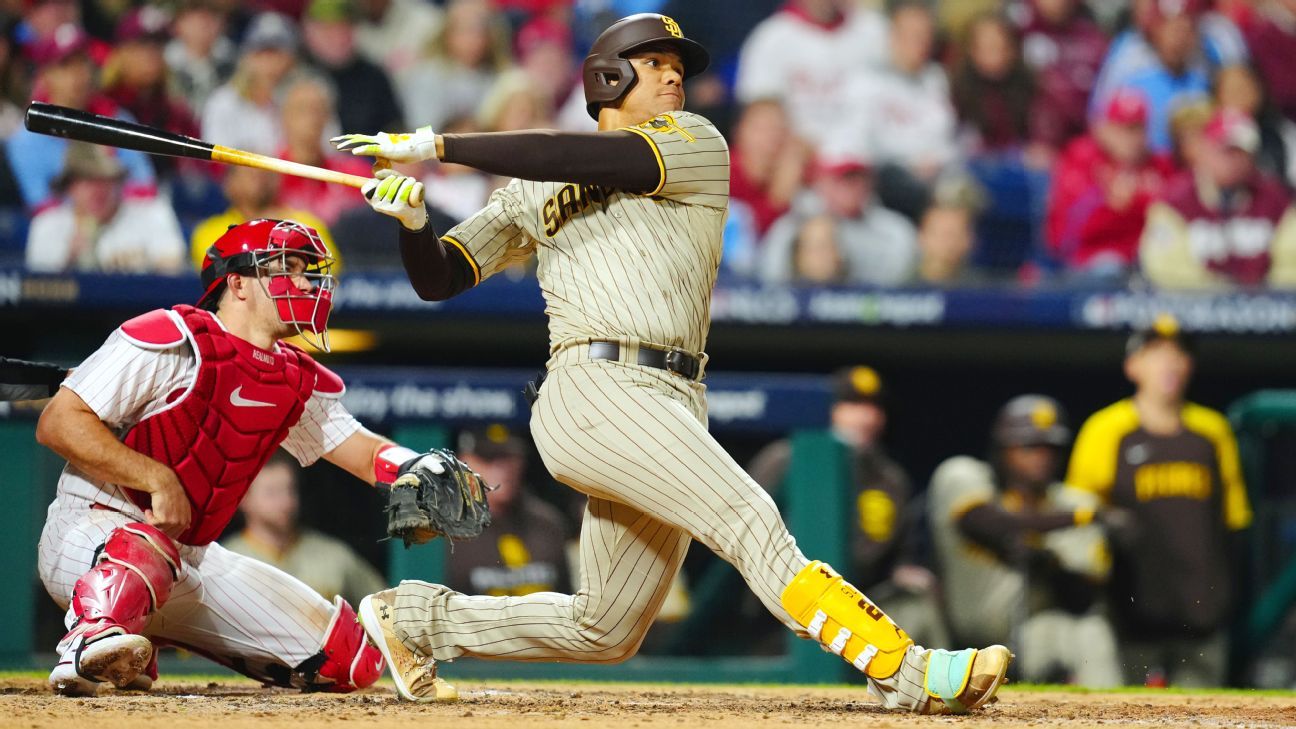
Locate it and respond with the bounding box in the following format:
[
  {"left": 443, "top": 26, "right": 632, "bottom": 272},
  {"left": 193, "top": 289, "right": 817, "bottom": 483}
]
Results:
[{"left": 440, "top": 129, "right": 662, "bottom": 192}]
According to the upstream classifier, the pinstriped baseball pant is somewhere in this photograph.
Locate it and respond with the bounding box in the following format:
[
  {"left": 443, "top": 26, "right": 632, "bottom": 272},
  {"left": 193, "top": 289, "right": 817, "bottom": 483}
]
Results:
[
  {"left": 392, "top": 356, "right": 934, "bottom": 709},
  {"left": 393, "top": 357, "right": 808, "bottom": 660},
  {"left": 38, "top": 499, "right": 336, "bottom": 686}
]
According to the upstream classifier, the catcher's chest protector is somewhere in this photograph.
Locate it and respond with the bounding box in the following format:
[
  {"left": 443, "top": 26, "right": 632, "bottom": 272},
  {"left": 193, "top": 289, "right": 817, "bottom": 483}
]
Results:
[{"left": 123, "top": 305, "right": 317, "bottom": 545}]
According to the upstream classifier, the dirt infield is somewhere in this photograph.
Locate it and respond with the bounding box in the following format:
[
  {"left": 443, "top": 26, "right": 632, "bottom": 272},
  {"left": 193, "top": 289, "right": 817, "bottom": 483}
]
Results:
[{"left": 3, "top": 676, "right": 1294, "bottom": 729}]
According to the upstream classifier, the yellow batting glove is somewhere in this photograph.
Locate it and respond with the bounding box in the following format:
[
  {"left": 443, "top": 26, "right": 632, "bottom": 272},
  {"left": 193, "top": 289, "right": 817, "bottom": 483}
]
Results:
[
  {"left": 362, "top": 169, "right": 427, "bottom": 231},
  {"left": 331, "top": 125, "right": 438, "bottom": 163}
]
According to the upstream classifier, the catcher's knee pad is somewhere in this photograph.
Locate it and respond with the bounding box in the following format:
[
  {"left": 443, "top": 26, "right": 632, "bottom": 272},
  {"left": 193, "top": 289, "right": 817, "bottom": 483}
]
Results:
[
  {"left": 312, "top": 596, "right": 385, "bottom": 692},
  {"left": 781, "top": 560, "right": 914, "bottom": 680},
  {"left": 71, "top": 523, "right": 182, "bottom": 635}
]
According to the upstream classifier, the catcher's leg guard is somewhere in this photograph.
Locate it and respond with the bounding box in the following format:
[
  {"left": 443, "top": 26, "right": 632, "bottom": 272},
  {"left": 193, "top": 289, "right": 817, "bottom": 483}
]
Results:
[
  {"left": 62, "top": 523, "right": 181, "bottom": 688},
  {"left": 310, "top": 596, "right": 385, "bottom": 692},
  {"left": 780, "top": 560, "right": 914, "bottom": 680}
]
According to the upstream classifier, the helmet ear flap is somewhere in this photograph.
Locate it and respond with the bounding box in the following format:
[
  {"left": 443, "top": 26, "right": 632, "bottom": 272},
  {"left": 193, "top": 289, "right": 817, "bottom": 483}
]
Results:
[{"left": 583, "top": 56, "right": 638, "bottom": 119}]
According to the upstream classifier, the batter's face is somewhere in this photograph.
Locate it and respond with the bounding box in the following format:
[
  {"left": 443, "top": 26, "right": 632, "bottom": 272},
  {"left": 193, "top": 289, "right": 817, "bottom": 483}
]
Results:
[{"left": 615, "top": 49, "right": 686, "bottom": 124}]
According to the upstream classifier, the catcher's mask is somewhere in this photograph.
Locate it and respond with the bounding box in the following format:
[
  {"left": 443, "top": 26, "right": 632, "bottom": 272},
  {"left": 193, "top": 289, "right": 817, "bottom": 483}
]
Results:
[
  {"left": 582, "top": 13, "right": 709, "bottom": 120},
  {"left": 198, "top": 218, "right": 336, "bottom": 351}
]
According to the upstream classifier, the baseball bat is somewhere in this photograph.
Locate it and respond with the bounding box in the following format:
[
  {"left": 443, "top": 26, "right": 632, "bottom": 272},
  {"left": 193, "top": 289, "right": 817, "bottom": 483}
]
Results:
[{"left": 24, "top": 102, "right": 422, "bottom": 204}]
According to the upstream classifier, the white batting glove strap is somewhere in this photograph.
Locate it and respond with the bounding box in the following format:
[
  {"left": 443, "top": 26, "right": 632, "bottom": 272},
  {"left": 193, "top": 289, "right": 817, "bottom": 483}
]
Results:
[
  {"left": 331, "top": 125, "right": 438, "bottom": 163},
  {"left": 363, "top": 168, "right": 427, "bottom": 231}
]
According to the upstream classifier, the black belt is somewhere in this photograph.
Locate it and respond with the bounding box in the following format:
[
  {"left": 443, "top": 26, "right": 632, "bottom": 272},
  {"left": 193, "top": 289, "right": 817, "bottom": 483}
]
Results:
[{"left": 587, "top": 341, "right": 702, "bottom": 381}]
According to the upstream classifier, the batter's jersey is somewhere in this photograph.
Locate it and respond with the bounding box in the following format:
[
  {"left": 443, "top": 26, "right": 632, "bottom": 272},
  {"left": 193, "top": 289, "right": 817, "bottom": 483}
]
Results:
[
  {"left": 927, "top": 456, "right": 1108, "bottom": 646},
  {"left": 55, "top": 322, "right": 362, "bottom": 518},
  {"left": 1066, "top": 399, "right": 1251, "bottom": 632},
  {"left": 440, "top": 111, "right": 729, "bottom": 354}
]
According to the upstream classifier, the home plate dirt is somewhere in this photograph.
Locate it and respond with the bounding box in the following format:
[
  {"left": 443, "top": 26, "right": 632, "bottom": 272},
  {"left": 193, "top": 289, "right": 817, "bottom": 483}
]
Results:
[{"left": 2, "top": 677, "right": 1294, "bottom": 728}]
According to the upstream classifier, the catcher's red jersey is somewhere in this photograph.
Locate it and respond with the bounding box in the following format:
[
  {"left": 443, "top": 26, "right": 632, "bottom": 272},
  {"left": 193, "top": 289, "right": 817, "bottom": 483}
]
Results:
[{"left": 120, "top": 305, "right": 335, "bottom": 545}]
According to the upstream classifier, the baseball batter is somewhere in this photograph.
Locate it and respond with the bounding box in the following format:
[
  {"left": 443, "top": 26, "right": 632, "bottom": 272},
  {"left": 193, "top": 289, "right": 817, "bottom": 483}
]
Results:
[
  {"left": 337, "top": 13, "right": 1010, "bottom": 714},
  {"left": 34, "top": 219, "right": 457, "bottom": 697}
]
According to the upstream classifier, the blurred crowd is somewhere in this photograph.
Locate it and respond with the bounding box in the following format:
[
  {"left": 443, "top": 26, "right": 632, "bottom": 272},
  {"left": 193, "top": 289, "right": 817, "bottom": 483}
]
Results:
[{"left": 4, "top": 0, "right": 1296, "bottom": 290}]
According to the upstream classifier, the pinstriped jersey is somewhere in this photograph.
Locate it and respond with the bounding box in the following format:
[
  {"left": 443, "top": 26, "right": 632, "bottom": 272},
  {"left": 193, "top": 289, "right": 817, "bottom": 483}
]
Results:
[{"left": 440, "top": 111, "right": 729, "bottom": 354}]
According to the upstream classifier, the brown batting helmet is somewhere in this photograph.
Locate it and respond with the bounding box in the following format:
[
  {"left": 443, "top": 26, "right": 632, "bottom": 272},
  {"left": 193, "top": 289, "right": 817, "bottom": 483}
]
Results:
[{"left": 582, "top": 13, "right": 709, "bottom": 120}]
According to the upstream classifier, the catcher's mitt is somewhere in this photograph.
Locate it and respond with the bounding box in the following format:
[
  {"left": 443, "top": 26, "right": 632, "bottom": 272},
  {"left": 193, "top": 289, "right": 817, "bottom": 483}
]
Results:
[{"left": 385, "top": 448, "right": 492, "bottom": 547}]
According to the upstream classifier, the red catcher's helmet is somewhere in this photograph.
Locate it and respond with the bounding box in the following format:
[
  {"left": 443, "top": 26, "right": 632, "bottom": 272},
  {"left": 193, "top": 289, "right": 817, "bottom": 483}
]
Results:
[
  {"left": 198, "top": 218, "right": 337, "bottom": 351},
  {"left": 582, "top": 13, "right": 709, "bottom": 120}
]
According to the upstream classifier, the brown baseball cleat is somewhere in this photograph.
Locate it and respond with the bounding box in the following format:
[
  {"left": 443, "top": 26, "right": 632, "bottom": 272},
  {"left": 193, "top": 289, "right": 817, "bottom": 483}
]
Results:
[
  {"left": 921, "top": 644, "right": 1013, "bottom": 715},
  {"left": 358, "top": 589, "right": 458, "bottom": 703}
]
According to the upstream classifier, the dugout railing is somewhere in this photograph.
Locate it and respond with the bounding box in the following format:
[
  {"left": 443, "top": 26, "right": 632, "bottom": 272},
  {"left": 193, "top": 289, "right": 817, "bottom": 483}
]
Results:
[{"left": 1228, "top": 391, "right": 1296, "bottom": 682}]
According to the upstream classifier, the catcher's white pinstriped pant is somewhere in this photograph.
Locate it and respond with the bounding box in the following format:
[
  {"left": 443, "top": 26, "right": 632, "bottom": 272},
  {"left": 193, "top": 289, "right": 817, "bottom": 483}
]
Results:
[
  {"left": 38, "top": 499, "right": 335, "bottom": 679},
  {"left": 392, "top": 349, "right": 933, "bottom": 709}
]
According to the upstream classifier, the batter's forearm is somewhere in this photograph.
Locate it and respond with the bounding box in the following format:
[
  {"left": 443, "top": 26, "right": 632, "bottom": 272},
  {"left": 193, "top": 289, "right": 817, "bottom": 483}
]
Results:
[
  {"left": 439, "top": 130, "right": 660, "bottom": 192},
  {"left": 399, "top": 222, "right": 476, "bottom": 300},
  {"left": 36, "top": 389, "right": 172, "bottom": 495}
]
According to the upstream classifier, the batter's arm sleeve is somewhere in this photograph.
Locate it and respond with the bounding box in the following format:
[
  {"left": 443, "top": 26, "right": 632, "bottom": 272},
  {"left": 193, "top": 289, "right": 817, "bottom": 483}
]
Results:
[
  {"left": 398, "top": 222, "right": 478, "bottom": 301},
  {"left": 440, "top": 130, "right": 662, "bottom": 192}
]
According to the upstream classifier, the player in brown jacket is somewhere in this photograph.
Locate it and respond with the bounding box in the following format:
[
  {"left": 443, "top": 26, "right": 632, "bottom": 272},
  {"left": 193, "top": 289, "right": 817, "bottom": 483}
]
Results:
[{"left": 1067, "top": 315, "right": 1252, "bottom": 686}]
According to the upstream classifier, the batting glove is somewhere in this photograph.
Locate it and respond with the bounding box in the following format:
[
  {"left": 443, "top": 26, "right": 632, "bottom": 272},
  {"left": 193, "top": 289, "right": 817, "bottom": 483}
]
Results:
[
  {"left": 331, "top": 125, "right": 438, "bottom": 163},
  {"left": 363, "top": 169, "right": 427, "bottom": 231}
]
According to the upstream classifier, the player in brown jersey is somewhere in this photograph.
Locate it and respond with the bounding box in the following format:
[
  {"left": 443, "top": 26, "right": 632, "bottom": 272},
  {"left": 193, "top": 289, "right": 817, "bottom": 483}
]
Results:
[{"left": 1068, "top": 314, "right": 1252, "bottom": 686}]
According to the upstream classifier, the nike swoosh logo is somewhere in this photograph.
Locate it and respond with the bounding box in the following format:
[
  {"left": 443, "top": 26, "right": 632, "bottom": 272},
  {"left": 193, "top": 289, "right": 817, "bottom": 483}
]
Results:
[{"left": 230, "top": 386, "right": 275, "bottom": 408}]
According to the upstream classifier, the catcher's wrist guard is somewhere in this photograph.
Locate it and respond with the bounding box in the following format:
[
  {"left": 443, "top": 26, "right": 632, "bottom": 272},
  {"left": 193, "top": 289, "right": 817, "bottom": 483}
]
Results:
[
  {"left": 374, "top": 444, "right": 420, "bottom": 487},
  {"left": 386, "top": 448, "right": 491, "bottom": 547}
]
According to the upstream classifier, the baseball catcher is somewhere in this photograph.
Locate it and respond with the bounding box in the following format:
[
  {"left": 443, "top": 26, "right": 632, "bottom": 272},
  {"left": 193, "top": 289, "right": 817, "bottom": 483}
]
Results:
[{"left": 35, "top": 218, "right": 479, "bottom": 698}]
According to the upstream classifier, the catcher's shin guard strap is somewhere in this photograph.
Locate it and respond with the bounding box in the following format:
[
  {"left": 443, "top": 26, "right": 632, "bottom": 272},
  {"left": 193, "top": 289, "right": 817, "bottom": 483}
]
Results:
[
  {"left": 780, "top": 561, "right": 914, "bottom": 679},
  {"left": 924, "top": 648, "right": 977, "bottom": 710}
]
